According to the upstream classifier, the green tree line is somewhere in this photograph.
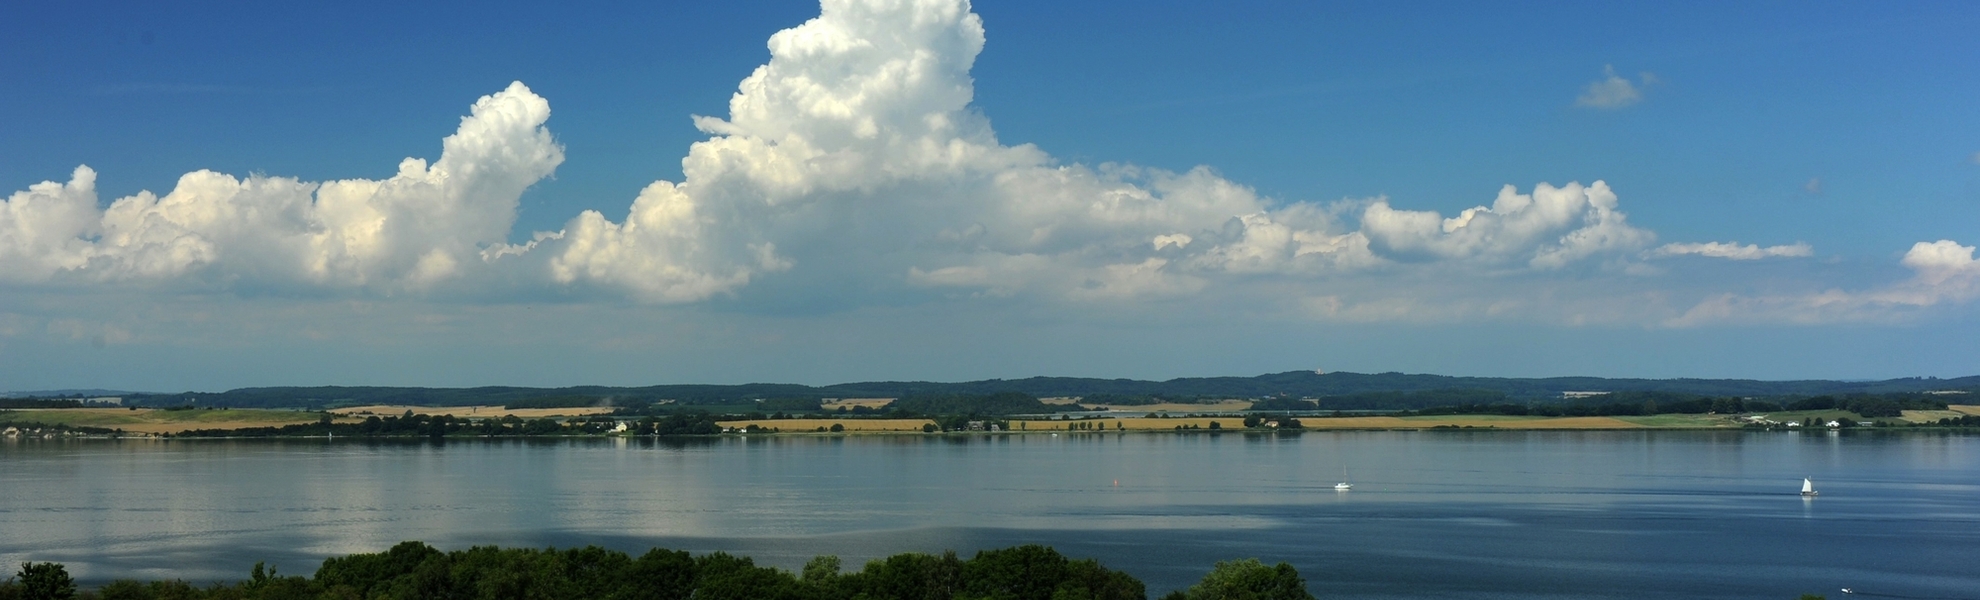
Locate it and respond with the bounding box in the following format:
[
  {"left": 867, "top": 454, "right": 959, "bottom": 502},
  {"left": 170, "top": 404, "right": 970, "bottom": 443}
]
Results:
[{"left": 0, "top": 543, "right": 1316, "bottom": 600}]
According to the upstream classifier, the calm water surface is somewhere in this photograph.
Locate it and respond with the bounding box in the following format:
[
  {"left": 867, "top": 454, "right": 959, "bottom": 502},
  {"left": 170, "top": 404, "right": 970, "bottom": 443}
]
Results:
[{"left": 3, "top": 430, "right": 1977, "bottom": 598}]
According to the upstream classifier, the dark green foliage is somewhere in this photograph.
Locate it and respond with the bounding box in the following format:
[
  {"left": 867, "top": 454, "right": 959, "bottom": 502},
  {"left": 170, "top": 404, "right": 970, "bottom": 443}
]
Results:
[
  {"left": 12, "top": 562, "right": 77, "bottom": 600},
  {"left": 92, "top": 579, "right": 203, "bottom": 600},
  {"left": 955, "top": 545, "right": 1144, "bottom": 600},
  {"left": 841, "top": 551, "right": 963, "bottom": 600},
  {"left": 0, "top": 399, "right": 87, "bottom": 409},
  {"left": 1935, "top": 414, "right": 1980, "bottom": 427},
  {"left": 888, "top": 393, "right": 1075, "bottom": 416},
  {"left": 757, "top": 398, "right": 823, "bottom": 413},
  {"left": 1308, "top": 388, "right": 1507, "bottom": 411},
  {"left": 801, "top": 556, "right": 840, "bottom": 583},
  {"left": 1164, "top": 558, "right": 1314, "bottom": 600},
  {"left": 629, "top": 413, "right": 720, "bottom": 435},
  {"left": 16, "top": 543, "right": 1235, "bottom": 600}
]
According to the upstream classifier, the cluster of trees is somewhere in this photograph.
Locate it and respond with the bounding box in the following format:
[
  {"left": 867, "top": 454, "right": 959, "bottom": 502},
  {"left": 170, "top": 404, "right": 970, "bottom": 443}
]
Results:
[
  {"left": 0, "top": 399, "right": 92, "bottom": 409},
  {"left": 1241, "top": 415, "right": 1302, "bottom": 429},
  {"left": 930, "top": 415, "right": 1011, "bottom": 432},
  {"left": 1780, "top": 395, "right": 1946, "bottom": 418},
  {"left": 629, "top": 413, "right": 723, "bottom": 436},
  {"left": 0, "top": 543, "right": 1317, "bottom": 600},
  {"left": 1928, "top": 414, "right": 1980, "bottom": 427},
  {"left": 174, "top": 412, "right": 566, "bottom": 439}
]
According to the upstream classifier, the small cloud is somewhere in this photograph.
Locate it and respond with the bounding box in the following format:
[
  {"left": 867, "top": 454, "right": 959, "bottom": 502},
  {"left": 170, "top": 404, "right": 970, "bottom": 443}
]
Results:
[
  {"left": 1575, "top": 65, "right": 1656, "bottom": 109},
  {"left": 1803, "top": 177, "right": 1822, "bottom": 194},
  {"left": 1651, "top": 241, "right": 1813, "bottom": 260}
]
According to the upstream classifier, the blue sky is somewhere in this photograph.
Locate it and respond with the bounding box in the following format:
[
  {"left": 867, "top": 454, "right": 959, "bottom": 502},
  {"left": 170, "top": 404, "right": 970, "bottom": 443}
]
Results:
[{"left": 3, "top": 0, "right": 1977, "bottom": 391}]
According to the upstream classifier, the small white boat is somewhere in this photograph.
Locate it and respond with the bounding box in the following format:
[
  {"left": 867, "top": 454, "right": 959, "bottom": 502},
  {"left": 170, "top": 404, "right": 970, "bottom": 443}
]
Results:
[
  {"left": 1334, "top": 466, "right": 1352, "bottom": 490},
  {"left": 1801, "top": 477, "right": 1819, "bottom": 496}
]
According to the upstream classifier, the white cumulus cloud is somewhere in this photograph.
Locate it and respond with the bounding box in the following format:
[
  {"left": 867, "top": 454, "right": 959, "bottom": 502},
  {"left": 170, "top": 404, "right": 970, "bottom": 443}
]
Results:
[
  {"left": 0, "top": 82, "right": 562, "bottom": 292},
  {"left": 1359, "top": 181, "right": 1654, "bottom": 269},
  {"left": 529, "top": 0, "right": 1662, "bottom": 303}
]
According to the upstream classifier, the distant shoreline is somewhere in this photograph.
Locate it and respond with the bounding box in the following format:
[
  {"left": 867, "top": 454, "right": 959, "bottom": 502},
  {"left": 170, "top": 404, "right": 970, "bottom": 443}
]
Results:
[{"left": 5, "top": 405, "right": 1975, "bottom": 439}]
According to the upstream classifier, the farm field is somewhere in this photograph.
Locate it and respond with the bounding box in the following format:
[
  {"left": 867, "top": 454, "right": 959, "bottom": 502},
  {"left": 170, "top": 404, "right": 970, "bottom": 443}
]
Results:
[{"left": 0, "top": 408, "right": 345, "bottom": 434}]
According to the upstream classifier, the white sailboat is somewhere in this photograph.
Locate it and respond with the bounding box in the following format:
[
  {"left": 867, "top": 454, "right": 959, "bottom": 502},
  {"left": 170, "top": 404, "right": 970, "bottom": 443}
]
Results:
[
  {"left": 1334, "top": 466, "right": 1352, "bottom": 490},
  {"left": 1800, "top": 477, "right": 1818, "bottom": 496}
]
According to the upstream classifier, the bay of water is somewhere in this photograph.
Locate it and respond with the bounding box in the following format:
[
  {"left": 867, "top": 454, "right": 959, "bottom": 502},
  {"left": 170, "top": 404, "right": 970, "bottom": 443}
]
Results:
[{"left": 3, "top": 430, "right": 1977, "bottom": 598}]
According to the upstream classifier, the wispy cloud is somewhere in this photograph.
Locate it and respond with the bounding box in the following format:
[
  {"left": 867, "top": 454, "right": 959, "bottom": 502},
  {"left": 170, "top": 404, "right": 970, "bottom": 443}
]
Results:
[{"left": 1651, "top": 242, "right": 1813, "bottom": 261}]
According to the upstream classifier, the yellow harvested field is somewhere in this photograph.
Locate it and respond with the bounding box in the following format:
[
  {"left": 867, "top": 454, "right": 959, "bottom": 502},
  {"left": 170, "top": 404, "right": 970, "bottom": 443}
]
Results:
[
  {"left": 331, "top": 405, "right": 615, "bottom": 419},
  {"left": 819, "top": 398, "right": 895, "bottom": 411},
  {"left": 717, "top": 418, "right": 935, "bottom": 432},
  {"left": 0, "top": 407, "right": 350, "bottom": 434},
  {"left": 1901, "top": 409, "right": 1969, "bottom": 423},
  {"left": 1951, "top": 405, "right": 1980, "bottom": 416}
]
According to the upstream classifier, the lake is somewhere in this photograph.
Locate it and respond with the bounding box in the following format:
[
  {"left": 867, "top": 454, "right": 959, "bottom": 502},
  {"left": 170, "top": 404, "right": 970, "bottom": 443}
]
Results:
[{"left": 3, "top": 430, "right": 1977, "bottom": 598}]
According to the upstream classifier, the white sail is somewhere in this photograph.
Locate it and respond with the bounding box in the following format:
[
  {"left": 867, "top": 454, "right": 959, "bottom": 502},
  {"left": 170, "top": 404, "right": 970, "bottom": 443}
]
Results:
[{"left": 1801, "top": 478, "right": 1818, "bottom": 496}]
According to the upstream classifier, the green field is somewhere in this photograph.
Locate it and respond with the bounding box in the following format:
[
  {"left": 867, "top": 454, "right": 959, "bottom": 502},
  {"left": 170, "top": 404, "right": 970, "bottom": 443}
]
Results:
[{"left": 1613, "top": 414, "right": 1738, "bottom": 428}]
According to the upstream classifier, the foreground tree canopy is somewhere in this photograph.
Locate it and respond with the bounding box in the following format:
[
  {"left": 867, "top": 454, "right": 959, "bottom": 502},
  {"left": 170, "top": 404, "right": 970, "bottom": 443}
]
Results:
[{"left": 0, "top": 543, "right": 1317, "bottom": 600}]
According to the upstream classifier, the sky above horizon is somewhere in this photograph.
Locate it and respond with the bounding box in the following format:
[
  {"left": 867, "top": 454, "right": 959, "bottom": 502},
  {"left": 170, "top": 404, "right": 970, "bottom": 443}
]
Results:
[{"left": 3, "top": 0, "right": 1978, "bottom": 392}]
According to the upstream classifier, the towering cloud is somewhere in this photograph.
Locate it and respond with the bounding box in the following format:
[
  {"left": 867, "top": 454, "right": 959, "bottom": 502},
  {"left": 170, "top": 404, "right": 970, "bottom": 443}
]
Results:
[{"left": 532, "top": 0, "right": 1660, "bottom": 303}]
